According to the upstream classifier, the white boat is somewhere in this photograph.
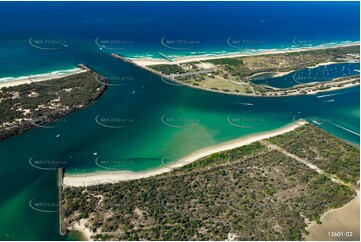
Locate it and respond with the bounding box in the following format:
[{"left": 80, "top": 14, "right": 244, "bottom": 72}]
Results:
[{"left": 311, "top": 120, "right": 322, "bottom": 125}]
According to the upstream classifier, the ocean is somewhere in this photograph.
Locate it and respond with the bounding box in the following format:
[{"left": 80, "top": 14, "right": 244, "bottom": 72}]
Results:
[
  {"left": 0, "top": 1, "right": 360, "bottom": 77},
  {"left": 0, "top": 1, "right": 359, "bottom": 240}
]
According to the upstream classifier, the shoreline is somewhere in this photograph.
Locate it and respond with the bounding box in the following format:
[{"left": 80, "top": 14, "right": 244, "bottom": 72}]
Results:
[
  {"left": 128, "top": 43, "right": 360, "bottom": 66},
  {"left": 0, "top": 67, "right": 87, "bottom": 89},
  {"left": 63, "top": 120, "right": 307, "bottom": 187},
  {"left": 305, "top": 190, "right": 360, "bottom": 241}
]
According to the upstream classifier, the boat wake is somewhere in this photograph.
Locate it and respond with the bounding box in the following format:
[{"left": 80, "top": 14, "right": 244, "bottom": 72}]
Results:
[
  {"left": 323, "top": 120, "right": 360, "bottom": 136},
  {"left": 320, "top": 99, "right": 335, "bottom": 103},
  {"left": 234, "top": 102, "right": 254, "bottom": 106},
  {"left": 316, "top": 90, "right": 354, "bottom": 98}
]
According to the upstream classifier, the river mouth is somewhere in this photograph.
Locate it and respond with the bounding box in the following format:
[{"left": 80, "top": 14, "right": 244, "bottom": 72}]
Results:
[{"left": 0, "top": 1, "right": 360, "bottom": 241}]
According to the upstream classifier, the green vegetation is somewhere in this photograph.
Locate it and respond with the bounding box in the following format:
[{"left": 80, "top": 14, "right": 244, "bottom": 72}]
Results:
[
  {"left": 269, "top": 125, "right": 360, "bottom": 185},
  {"left": 207, "top": 57, "right": 252, "bottom": 78},
  {"left": 61, "top": 124, "right": 359, "bottom": 240},
  {"left": 284, "top": 45, "right": 359, "bottom": 61},
  {"left": 0, "top": 71, "right": 106, "bottom": 140},
  {"left": 241, "top": 45, "right": 360, "bottom": 77},
  {"left": 207, "top": 57, "right": 246, "bottom": 66},
  {"left": 148, "top": 64, "right": 185, "bottom": 75}
]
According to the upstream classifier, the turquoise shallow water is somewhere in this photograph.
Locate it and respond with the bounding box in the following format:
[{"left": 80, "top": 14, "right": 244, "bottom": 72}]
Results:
[{"left": 0, "top": 2, "right": 359, "bottom": 241}]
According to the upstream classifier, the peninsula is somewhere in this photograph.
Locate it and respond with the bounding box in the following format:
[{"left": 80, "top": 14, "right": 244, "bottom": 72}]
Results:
[{"left": 112, "top": 45, "right": 360, "bottom": 97}]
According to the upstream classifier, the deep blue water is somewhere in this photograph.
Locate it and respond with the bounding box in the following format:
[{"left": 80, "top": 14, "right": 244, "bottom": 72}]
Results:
[{"left": 0, "top": 1, "right": 359, "bottom": 78}]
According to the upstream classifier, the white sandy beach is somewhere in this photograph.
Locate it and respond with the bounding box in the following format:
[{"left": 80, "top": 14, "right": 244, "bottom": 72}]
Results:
[
  {"left": 63, "top": 120, "right": 307, "bottom": 187},
  {"left": 249, "top": 70, "right": 294, "bottom": 79},
  {"left": 0, "top": 68, "right": 87, "bottom": 89},
  {"left": 72, "top": 218, "right": 92, "bottom": 241},
  {"left": 129, "top": 43, "right": 359, "bottom": 66}
]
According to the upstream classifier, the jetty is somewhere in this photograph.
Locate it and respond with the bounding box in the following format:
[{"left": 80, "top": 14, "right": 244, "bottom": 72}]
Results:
[
  {"left": 158, "top": 52, "right": 173, "bottom": 62},
  {"left": 76, "top": 64, "right": 92, "bottom": 71},
  {"left": 110, "top": 53, "right": 134, "bottom": 64},
  {"left": 110, "top": 53, "right": 165, "bottom": 77}
]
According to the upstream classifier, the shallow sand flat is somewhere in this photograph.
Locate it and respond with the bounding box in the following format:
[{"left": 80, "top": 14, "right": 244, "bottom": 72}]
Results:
[
  {"left": 0, "top": 68, "right": 87, "bottom": 88},
  {"left": 63, "top": 120, "right": 306, "bottom": 187},
  {"left": 306, "top": 191, "right": 360, "bottom": 241}
]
